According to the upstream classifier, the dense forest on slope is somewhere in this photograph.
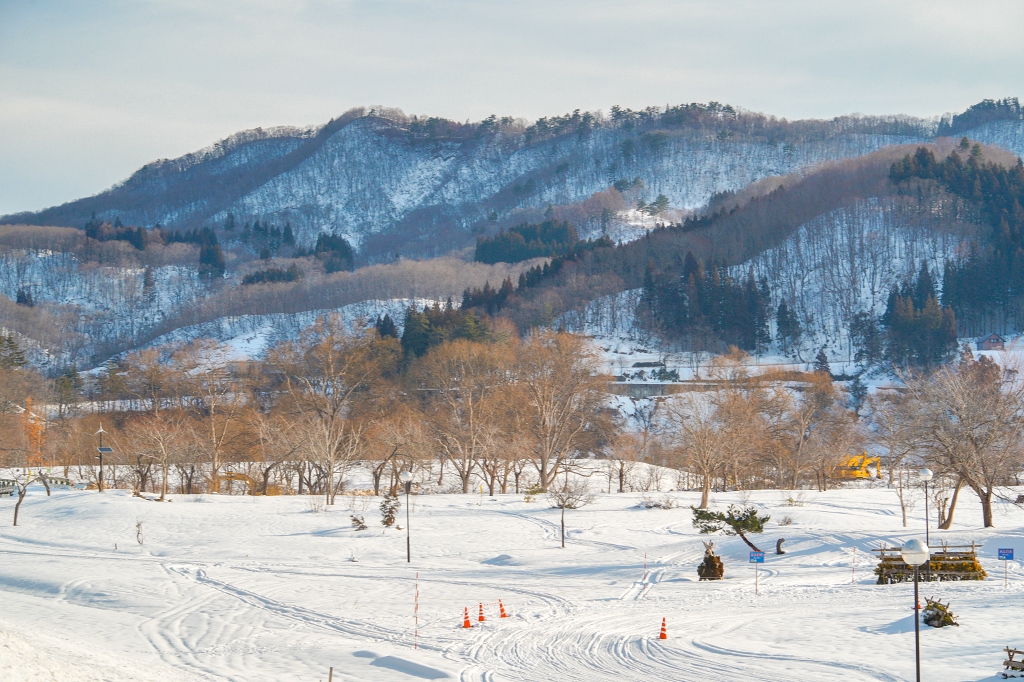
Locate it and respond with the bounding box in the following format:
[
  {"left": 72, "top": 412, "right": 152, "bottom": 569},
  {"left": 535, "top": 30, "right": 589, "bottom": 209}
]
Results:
[
  {"left": 474, "top": 220, "right": 578, "bottom": 264},
  {"left": 4, "top": 103, "right": 938, "bottom": 262},
  {"left": 891, "top": 142, "right": 1024, "bottom": 335},
  {"left": 937, "top": 97, "right": 1023, "bottom": 137},
  {"left": 3, "top": 100, "right": 1024, "bottom": 370},
  {"left": 466, "top": 141, "right": 1020, "bottom": 356}
]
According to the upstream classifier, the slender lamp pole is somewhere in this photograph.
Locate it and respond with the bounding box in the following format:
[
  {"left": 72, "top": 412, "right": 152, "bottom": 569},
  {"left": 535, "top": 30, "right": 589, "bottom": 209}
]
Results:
[
  {"left": 399, "top": 471, "right": 414, "bottom": 563},
  {"left": 95, "top": 425, "right": 113, "bottom": 493},
  {"left": 919, "top": 468, "right": 933, "bottom": 548},
  {"left": 901, "top": 539, "right": 929, "bottom": 682}
]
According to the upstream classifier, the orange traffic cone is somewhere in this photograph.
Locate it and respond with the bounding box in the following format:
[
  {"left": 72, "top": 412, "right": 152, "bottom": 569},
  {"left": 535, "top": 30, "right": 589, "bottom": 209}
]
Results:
[
  {"left": 498, "top": 600, "right": 508, "bottom": 618},
  {"left": 478, "top": 603, "right": 486, "bottom": 622},
  {"left": 462, "top": 607, "right": 472, "bottom": 628},
  {"left": 659, "top": 618, "right": 667, "bottom": 640}
]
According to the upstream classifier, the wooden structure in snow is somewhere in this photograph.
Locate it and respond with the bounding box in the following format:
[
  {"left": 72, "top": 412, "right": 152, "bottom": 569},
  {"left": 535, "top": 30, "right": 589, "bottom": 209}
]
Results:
[
  {"left": 697, "top": 541, "right": 724, "bottom": 580},
  {"left": 1005, "top": 647, "right": 1024, "bottom": 674},
  {"left": 872, "top": 541, "right": 987, "bottom": 584}
]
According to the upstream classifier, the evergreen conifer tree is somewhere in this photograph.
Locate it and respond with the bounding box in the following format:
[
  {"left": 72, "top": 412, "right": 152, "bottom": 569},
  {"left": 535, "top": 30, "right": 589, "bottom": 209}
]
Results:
[
  {"left": 143, "top": 266, "right": 156, "bottom": 303},
  {"left": 454, "top": 310, "right": 485, "bottom": 341},
  {"left": 199, "top": 241, "right": 226, "bottom": 278},
  {"left": 0, "top": 336, "right": 27, "bottom": 369},
  {"left": 375, "top": 314, "right": 398, "bottom": 339},
  {"left": 813, "top": 348, "right": 831, "bottom": 376},
  {"left": 400, "top": 308, "right": 431, "bottom": 357},
  {"left": 776, "top": 300, "right": 801, "bottom": 353},
  {"left": 848, "top": 375, "right": 867, "bottom": 418}
]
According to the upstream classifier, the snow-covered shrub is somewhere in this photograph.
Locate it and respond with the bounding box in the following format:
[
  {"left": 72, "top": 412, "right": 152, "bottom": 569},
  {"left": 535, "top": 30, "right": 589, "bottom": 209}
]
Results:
[{"left": 639, "top": 492, "right": 677, "bottom": 509}]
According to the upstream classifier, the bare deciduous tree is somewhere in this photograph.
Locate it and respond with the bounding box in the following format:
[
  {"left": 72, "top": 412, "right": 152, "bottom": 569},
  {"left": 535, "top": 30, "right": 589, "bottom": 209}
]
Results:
[
  {"left": 515, "top": 332, "right": 605, "bottom": 491},
  {"left": 270, "top": 315, "right": 399, "bottom": 504},
  {"left": 416, "top": 340, "right": 513, "bottom": 493},
  {"left": 909, "top": 348, "right": 1024, "bottom": 527},
  {"left": 546, "top": 471, "right": 594, "bottom": 548}
]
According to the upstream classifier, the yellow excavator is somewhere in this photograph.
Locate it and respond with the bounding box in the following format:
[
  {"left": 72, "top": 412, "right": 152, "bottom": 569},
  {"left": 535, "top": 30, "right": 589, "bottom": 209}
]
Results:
[
  {"left": 833, "top": 452, "right": 883, "bottom": 480},
  {"left": 220, "top": 471, "right": 282, "bottom": 496}
]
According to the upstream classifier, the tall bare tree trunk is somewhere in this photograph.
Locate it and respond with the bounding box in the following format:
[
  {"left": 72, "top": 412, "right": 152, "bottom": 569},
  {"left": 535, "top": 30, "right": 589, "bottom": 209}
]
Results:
[
  {"left": 13, "top": 487, "right": 26, "bottom": 526},
  {"left": 699, "top": 475, "right": 711, "bottom": 509},
  {"left": 160, "top": 462, "right": 168, "bottom": 500},
  {"left": 560, "top": 504, "right": 565, "bottom": 549},
  {"left": 938, "top": 478, "right": 963, "bottom": 529},
  {"left": 979, "top": 489, "right": 994, "bottom": 528}
]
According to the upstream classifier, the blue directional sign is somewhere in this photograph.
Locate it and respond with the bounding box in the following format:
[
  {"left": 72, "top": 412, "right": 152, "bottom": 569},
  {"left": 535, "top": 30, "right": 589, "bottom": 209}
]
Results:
[
  {"left": 749, "top": 551, "right": 765, "bottom": 563},
  {"left": 999, "top": 548, "right": 1014, "bottom": 560}
]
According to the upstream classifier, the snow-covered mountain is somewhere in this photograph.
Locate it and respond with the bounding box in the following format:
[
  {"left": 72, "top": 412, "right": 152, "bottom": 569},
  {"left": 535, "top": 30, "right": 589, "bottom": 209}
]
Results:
[
  {"left": 5, "top": 106, "right": 947, "bottom": 260},
  {"left": 4, "top": 102, "right": 1024, "bottom": 372}
]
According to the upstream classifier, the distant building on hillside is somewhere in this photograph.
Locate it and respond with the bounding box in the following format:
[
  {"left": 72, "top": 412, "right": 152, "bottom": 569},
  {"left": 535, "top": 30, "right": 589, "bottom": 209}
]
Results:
[{"left": 977, "top": 333, "right": 1005, "bottom": 351}]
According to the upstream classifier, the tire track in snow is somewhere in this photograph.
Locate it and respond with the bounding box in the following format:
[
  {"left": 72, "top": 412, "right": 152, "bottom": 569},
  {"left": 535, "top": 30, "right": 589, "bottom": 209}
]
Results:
[
  {"left": 175, "top": 565, "right": 423, "bottom": 649},
  {"left": 485, "top": 509, "right": 636, "bottom": 552},
  {"left": 455, "top": 601, "right": 906, "bottom": 682}
]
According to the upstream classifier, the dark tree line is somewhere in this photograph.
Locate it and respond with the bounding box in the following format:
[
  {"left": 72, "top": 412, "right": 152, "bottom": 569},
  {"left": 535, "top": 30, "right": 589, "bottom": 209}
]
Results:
[
  {"left": 84, "top": 215, "right": 147, "bottom": 250},
  {"left": 640, "top": 253, "right": 771, "bottom": 352},
  {"left": 242, "top": 265, "right": 303, "bottom": 286},
  {"left": 475, "top": 220, "right": 579, "bottom": 264},
  {"left": 292, "top": 233, "right": 354, "bottom": 273},
  {"left": 462, "top": 278, "right": 516, "bottom": 315},
  {"left": 937, "top": 97, "right": 1022, "bottom": 137},
  {"left": 400, "top": 301, "right": 488, "bottom": 357},
  {"left": 891, "top": 146, "right": 1024, "bottom": 335},
  {"left": 238, "top": 218, "right": 295, "bottom": 258},
  {"left": 463, "top": 233, "right": 613, "bottom": 317},
  {"left": 880, "top": 262, "right": 958, "bottom": 368}
]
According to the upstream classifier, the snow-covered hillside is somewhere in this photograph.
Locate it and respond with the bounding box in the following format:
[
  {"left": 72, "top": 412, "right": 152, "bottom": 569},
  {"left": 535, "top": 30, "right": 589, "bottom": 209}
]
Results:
[
  {"left": 560, "top": 192, "right": 981, "bottom": 368},
  {"left": 7, "top": 108, "right": 943, "bottom": 260},
  {"left": 730, "top": 197, "right": 974, "bottom": 360},
  {"left": 0, "top": 484, "right": 1020, "bottom": 681},
  {"left": 109, "top": 297, "right": 435, "bottom": 367},
  {"left": 221, "top": 121, "right": 920, "bottom": 251},
  {"left": 962, "top": 119, "right": 1024, "bottom": 159},
  {"left": 0, "top": 249, "right": 205, "bottom": 348}
]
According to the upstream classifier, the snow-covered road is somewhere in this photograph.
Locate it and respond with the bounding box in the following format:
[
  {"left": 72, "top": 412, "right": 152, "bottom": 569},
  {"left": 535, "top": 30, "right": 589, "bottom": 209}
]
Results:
[{"left": 0, "top": 487, "right": 1021, "bottom": 681}]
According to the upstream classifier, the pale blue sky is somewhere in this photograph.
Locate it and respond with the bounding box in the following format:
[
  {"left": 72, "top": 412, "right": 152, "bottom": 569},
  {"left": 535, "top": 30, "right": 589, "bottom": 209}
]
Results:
[{"left": 2, "top": 0, "right": 1022, "bottom": 216}]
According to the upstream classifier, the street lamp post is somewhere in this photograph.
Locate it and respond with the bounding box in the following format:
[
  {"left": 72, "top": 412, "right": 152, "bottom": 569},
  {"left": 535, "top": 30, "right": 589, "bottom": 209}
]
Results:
[
  {"left": 919, "top": 468, "right": 933, "bottom": 547},
  {"left": 400, "top": 471, "right": 413, "bottom": 563},
  {"left": 901, "top": 538, "right": 930, "bottom": 682},
  {"left": 95, "top": 425, "right": 113, "bottom": 493}
]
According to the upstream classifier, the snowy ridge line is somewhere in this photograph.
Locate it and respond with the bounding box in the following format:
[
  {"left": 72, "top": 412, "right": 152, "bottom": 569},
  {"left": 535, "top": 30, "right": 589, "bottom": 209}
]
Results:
[
  {"left": 25, "top": 108, "right": 1006, "bottom": 258},
  {"left": 198, "top": 126, "right": 932, "bottom": 251}
]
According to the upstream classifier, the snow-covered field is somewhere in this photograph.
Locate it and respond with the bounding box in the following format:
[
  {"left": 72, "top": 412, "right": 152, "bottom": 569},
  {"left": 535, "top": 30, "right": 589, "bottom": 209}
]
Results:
[{"left": 1, "top": 483, "right": 1022, "bottom": 681}]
